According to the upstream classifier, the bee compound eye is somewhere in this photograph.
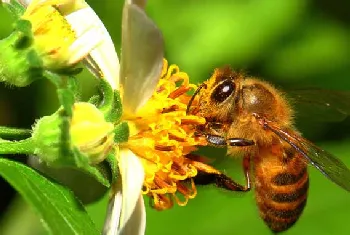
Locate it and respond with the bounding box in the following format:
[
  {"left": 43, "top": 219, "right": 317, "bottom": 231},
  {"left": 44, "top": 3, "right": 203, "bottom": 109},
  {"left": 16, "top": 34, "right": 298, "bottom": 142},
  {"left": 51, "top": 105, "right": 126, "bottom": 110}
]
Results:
[{"left": 211, "top": 80, "right": 235, "bottom": 103}]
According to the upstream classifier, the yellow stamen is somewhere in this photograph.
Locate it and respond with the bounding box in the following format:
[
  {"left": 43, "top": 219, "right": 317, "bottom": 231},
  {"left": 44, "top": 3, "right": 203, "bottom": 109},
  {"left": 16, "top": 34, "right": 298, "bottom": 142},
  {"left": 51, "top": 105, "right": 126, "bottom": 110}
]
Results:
[{"left": 122, "top": 59, "right": 209, "bottom": 210}]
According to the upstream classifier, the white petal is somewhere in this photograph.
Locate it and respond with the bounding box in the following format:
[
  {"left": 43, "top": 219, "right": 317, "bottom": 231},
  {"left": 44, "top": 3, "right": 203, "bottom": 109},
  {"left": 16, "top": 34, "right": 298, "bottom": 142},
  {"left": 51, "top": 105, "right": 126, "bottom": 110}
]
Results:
[
  {"left": 120, "top": 3, "right": 164, "bottom": 114},
  {"left": 65, "top": 5, "right": 120, "bottom": 89},
  {"left": 17, "top": 0, "right": 30, "bottom": 6},
  {"left": 103, "top": 187, "right": 122, "bottom": 235},
  {"left": 120, "top": 195, "right": 146, "bottom": 235},
  {"left": 119, "top": 149, "right": 145, "bottom": 230},
  {"left": 103, "top": 149, "right": 145, "bottom": 235},
  {"left": 126, "top": 0, "right": 147, "bottom": 9},
  {"left": 68, "top": 26, "right": 103, "bottom": 65}
]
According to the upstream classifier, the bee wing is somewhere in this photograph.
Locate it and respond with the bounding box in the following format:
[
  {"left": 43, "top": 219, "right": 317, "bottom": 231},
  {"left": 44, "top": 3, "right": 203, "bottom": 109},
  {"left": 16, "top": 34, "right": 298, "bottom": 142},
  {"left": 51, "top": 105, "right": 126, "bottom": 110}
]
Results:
[
  {"left": 264, "top": 120, "right": 350, "bottom": 192},
  {"left": 120, "top": 3, "right": 164, "bottom": 114},
  {"left": 288, "top": 88, "right": 350, "bottom": 122}
]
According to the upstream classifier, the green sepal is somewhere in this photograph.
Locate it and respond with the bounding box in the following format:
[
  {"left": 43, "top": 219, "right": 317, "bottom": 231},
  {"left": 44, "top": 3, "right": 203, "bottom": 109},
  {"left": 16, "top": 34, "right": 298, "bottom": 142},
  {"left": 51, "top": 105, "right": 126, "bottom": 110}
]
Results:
[
  {"left": 15, "top": 19, "right": 32, "bottom": 37},
  {"left": 32, "top": 110, "right": 69, "bottom": 165},
  {"left": 0, "top": 20, "right": 45, "bottom": 87},
  {"left": 105, "top": 149, "right": 119, "bottom": 184},
  {"left": 54, "top": 67, "right": 84, "bottom": 76},
  {"left": 2, "top": 0, "right": 26, "bottom": 19},
  {"left": 92, "top": 79, "right": 123, "bottom": 123},
  {"left": 88, "top": 94, "right": 101, "bottom": 107},
  {"left": 112, "top": 90, "right": 123, "bottom": 123},
  {"left": 71, "top": 148, "right": 110, "bottom": 187},
  {"left": 114, "top": 121, "right": 129, "bottom": 144},
  {"left": 103, "top": 90, "right": 123, "bottom": 123},
  {"left": 98, "top": 78, "right": 114, "bottom": 114}
]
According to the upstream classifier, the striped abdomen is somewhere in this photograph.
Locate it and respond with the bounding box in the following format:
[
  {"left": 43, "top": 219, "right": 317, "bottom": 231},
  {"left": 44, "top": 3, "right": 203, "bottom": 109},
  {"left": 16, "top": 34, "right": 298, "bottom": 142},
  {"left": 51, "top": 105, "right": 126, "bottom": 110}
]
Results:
[{"left": 254, "top": 145, "right": 309, "bottom": 233}]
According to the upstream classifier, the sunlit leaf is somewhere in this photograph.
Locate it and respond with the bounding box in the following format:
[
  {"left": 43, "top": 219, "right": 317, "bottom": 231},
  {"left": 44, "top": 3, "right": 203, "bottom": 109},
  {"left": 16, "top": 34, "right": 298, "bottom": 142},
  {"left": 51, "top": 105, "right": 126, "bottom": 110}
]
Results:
[{"left": 0, "top": 158, "right": 99, "bottom": 235}]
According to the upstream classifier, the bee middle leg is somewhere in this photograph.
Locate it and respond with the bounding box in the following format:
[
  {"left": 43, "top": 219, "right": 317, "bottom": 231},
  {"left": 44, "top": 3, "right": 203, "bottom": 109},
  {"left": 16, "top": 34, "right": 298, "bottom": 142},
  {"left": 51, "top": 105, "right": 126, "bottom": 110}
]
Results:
[
  {"left": 202, "top": 133, "right": 255, "bottom": 147},
  {"left": 198, "top": 122, "right": 255, "bottom": 147},
  {"left": 191, "top": 155, "right": 252, "bottom": 192}
]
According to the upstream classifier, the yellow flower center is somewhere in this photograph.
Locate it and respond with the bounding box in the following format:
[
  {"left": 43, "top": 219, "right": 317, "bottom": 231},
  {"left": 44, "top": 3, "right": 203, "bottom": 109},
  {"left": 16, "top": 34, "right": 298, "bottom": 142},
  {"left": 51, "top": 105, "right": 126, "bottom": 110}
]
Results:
[
  {"left": 122, "top": 60, "right": 209, "bottom": 210},
  {"left": 21, "top": 0, "right": 77, "bottom": 69}
]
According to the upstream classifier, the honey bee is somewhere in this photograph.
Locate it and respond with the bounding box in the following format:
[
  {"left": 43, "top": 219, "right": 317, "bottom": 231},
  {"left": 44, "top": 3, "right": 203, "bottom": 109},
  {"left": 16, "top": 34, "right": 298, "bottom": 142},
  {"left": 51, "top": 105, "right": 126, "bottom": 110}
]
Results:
[{"left": 187, "top": 67, "right": 350, "bottom": 233}]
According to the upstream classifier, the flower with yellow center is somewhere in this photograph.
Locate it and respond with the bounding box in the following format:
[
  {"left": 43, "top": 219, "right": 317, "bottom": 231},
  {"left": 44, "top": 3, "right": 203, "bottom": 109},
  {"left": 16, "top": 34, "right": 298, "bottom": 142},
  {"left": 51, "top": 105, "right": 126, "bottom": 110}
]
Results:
[
  {"left": 99, "top": 1, "right": 216, "bottom": 235},
  {"left": 123, "top": 59, "right": 207, "bottom": 210},
  {"left": 5, "top": 0, "right": 119, "bottom": 88},
  {"left": 108, "top": 58, "right": 213, "bottom": 234}
]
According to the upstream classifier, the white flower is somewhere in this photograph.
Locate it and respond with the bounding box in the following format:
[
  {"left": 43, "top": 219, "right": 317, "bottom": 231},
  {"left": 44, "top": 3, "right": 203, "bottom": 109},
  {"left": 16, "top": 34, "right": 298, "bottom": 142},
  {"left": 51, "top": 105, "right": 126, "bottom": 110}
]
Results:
[
  {"left": 102, "top": 1, "right": 164, "bottom": 235},
  {"left": 9, "top": 0, "right": 164, "bottom": 234},
  {"left": 6, "top": 0, "right": 119, "bottom": 88}
]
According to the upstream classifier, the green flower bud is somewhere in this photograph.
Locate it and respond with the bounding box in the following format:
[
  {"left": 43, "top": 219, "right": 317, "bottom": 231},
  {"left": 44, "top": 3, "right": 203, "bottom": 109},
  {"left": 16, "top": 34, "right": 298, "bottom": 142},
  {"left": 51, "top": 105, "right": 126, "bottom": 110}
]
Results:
[{"left": 32, "top": 102, "right": 115, "bottom": 166}]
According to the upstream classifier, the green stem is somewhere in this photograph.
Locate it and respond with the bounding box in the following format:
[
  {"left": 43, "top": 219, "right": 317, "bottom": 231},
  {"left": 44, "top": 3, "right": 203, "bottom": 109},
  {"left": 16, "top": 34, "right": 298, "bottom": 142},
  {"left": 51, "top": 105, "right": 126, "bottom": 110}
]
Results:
[
  {"left": 0, "top": 126, "right": 31, "bottom": 139},
  {"left": 0, "top": 138, "right": 35, "bottom": 155}
]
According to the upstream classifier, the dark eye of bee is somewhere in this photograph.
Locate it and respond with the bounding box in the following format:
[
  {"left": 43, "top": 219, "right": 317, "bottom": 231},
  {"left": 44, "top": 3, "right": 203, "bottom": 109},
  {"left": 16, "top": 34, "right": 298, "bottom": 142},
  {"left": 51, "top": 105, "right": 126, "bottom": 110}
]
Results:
[{"left": 211, "top": 80, "right": 235, "bottom": 103}]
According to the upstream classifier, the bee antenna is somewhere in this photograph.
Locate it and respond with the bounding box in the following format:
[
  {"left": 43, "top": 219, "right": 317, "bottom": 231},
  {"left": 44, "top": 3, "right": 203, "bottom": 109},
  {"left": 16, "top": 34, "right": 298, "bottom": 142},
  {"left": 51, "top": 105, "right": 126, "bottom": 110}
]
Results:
[{"left": 186, "top": 83, "right": 206, "bottom": 114}]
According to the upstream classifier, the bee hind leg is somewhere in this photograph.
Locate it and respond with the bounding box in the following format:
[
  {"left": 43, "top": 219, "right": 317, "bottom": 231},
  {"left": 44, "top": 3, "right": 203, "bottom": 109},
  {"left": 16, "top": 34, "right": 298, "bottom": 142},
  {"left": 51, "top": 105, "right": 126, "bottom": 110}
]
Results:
[{"left": 192, "top": 155, "right": 252, "bottom": 192}]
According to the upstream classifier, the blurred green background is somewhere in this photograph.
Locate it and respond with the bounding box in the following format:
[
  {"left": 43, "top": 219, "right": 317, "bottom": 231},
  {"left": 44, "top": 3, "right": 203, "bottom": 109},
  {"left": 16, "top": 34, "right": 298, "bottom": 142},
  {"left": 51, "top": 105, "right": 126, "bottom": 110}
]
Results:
[{"left": 1, "top": 0, "right": 350, "bottom": 234}]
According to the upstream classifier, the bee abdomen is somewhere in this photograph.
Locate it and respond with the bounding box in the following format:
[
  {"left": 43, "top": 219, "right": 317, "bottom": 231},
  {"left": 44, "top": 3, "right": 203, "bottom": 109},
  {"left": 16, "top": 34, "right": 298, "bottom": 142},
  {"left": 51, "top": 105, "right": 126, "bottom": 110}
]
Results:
[{"left": 255, "top": 162, "right": 309, "bottom": 233}]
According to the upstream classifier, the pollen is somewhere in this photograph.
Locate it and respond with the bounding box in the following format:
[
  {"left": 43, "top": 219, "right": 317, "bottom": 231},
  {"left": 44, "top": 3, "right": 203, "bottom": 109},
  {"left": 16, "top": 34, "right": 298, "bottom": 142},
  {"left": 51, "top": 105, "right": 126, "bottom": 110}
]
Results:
[{"left": 123, "top": 59, "right": 209, "bottom": 210}]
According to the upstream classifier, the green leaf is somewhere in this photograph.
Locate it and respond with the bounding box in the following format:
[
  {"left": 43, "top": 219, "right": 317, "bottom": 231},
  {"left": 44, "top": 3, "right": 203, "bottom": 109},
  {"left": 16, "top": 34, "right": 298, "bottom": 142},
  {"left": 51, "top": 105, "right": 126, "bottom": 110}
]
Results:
[
  {"left": 0, "top": 158, "right": 100, "bottom": 235},
  {"left": 28, "top": 157, "right": 109, "bottom": 205}
]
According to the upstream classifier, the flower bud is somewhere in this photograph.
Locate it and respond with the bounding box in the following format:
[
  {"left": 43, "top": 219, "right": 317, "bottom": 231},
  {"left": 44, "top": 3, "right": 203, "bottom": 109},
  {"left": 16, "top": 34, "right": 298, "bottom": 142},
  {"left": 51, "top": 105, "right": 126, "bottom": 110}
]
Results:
[
  {"left": 70, "top": 102, "right": 115, "bottom": 164},
  {"left": 32, "top": 102, "right": 115, "bottom": 166}
]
